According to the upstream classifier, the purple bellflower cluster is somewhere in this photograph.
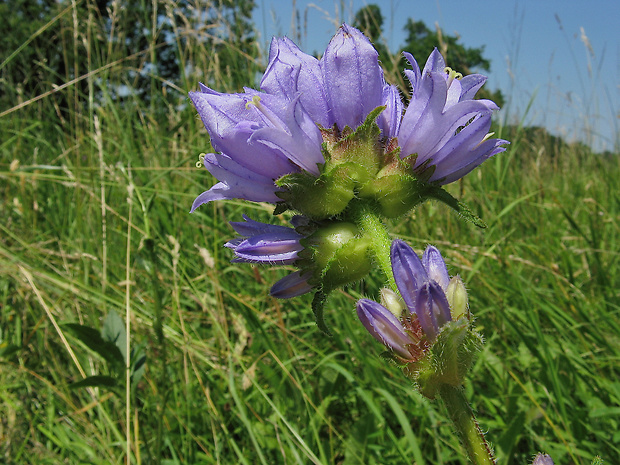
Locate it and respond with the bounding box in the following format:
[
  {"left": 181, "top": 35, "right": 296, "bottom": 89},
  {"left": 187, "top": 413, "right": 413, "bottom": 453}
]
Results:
[
  {"left": 357, "top": 240, "right": 481, "bottom": 399},
  {"left": 190, "top": 24, "right": 507, "bottom": 215},
  {"left": 190, "top": 23, "right": 507, "bottom": 300}
]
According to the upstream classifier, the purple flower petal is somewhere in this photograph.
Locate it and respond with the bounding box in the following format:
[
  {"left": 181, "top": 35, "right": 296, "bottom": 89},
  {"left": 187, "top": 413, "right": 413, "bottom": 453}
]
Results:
[
  {"left": 391, "top": 239, "right": 428, "bottom": 314},
  {"left": 225, "top": 215, "right": 305, "bottom": 265},
  {"left": 377, "top": 84, "right": 403, "bottom": 139},
  {"left": 421, "top": 48, "right": 446, "bottom": 75},
  {"left": 413, "top": 282, "right": 452, "bottom": 342},
  {"left": 270, "top": 271, "right": 313, "bottom": 298},
  {"left": 261, "top": 37, "right": 331, "bottom": 127},
  {"left": 422, "top": 246, "right": 450, "bottom": 291},
  {"left": 190, "top": 153, "right": 281, "bottom": 212},
  {"left": 435, "top": 137, "right": 508, "bottom": 185},
  {"left": 321, "top": 24, "right": 384, "bottom": 130},
  {"left": 250, "top": 96, "right": 324, "bottom": 175},
  {"left": 357, "top": 299, "right": 414, "bottom": 359}
]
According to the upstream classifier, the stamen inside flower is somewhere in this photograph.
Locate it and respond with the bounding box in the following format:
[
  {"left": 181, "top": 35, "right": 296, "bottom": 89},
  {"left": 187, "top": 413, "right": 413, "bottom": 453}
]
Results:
[
  {"left": 245, "top": 95, "right": 285, "bottom": 130},
  {"left": 474, "top": 132, "right": 495, "bottom": 149},
  {"left": 444, "top": 67, "right": 463, "bottom": 88},
  {"left": 195, "top": 153, "right": 206, "bottom": 168}
]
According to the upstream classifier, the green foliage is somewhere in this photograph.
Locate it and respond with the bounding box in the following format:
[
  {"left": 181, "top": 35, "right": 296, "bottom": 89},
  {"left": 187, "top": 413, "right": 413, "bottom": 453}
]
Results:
[
  {"left": 65, "top": 310, "right": 146, "bottom": 393},
  {"left": 0, "top": 0, "right": 259, "bottom": 112}
]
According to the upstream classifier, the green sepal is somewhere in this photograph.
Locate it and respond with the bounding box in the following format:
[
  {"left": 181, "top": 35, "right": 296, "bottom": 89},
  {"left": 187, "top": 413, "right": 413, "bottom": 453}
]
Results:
[
  {"left": 361, "top": 173, "right": 428, "bottom": 218},
  {"left": 320, "top": 235, "right": 372, "bottom": 292},
  {"left": 272, "top": 202, "right": 289, "bottom": 216},
  {"left": 426, "top": 186, "right": 487, "bottom": 228},
  {"left": 276, "top": 169, "right": 355, "bottom": 220},
  {"left": 311, "top": 289, "right": 331, "bottom": 336},
  {"left": 415, "top": 319, "right": 483, "bottom": 399}
]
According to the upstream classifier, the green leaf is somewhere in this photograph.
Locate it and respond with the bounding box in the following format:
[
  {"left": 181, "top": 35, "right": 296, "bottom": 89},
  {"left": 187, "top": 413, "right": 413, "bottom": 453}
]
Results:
[
  {"left": 69, "top": 375, "right": 118, "bottom": 389},
  {"left": 311, "top": 290, "right": 331, "bottom": 336},
  {"left": 426, "top": 187, "right": 487, "bottom": 228},
  {"left": 65, "top": 323, "right": 124, "bottom": 367},
  {"left": 102, "top": 309, "right": 127, "bottom": 359}
]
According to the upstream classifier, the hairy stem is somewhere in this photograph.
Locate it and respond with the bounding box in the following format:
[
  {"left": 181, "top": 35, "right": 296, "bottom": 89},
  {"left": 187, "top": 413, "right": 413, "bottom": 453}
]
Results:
[{"left": 439, "top": 384, "right": 496, "bottom": 465}]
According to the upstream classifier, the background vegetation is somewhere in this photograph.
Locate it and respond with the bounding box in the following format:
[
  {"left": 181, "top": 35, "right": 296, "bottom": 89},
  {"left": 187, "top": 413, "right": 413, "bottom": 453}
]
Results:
[{"left": 1, "top": 1, "right": 618, "bottom": 464}]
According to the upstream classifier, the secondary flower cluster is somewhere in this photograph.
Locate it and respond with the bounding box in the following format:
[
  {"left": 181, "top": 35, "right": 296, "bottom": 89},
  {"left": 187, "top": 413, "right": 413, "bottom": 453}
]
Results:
[
  {"left": 357, "top": 240, "right": 481, "bottom": 398},
  {"left": 357, "top": 240, "right": 467, "bottom": 358}
]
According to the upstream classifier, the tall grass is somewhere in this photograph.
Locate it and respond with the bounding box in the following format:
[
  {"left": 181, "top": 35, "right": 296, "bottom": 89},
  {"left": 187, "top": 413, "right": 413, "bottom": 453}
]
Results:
[{"left": 1, "top": 1, "right": 618, "bottom": 464}]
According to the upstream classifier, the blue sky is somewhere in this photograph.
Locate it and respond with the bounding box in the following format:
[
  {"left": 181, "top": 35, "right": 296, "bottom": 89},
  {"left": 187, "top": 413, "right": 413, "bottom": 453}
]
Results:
[{"left": 253, "top": 0, "right": 619, "bottom": 152}]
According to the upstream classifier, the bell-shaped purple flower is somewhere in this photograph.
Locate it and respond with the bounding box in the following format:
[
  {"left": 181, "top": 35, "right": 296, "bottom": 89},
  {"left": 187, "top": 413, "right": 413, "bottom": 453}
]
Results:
[
  {"left": 321, "top": 23, "right": 385, "bottom": 131},
  {"left": 356, "top": 298, "right": 416, "bottom": 359},
  {"left": 397, "top": 49, "right": 508, "bottom": 184},
  {"left": 224, "top": 215, "right": 314, "bottom": 299},
  {"left": 390, "top": 240, "right": 453, "bottom": 341}
]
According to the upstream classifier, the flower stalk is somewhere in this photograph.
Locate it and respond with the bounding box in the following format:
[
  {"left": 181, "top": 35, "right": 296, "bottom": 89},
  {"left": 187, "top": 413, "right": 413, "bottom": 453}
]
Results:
[
  {"left": 349, "top": 202, "right": 397, "bottom": 292},
  {"left": 439, "top": 384, "right": 496, "bottom": 465}
]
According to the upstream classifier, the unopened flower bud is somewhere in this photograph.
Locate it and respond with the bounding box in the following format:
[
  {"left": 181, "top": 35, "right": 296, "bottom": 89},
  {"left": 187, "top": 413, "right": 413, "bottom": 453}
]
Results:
[
  {"left": 305, "top": 222, "right": 372, "bottom": 291},
  {"left": 446, "top": 276, "right": 469, "bottom": 320},
  {"left": 380, "top": 288, "right": 406, "bottom": 317}
]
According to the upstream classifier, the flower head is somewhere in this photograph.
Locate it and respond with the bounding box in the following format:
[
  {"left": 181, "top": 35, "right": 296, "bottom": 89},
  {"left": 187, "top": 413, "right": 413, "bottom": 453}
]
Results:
[
  {"left": 190, "top": 24, "right": 508, "bottom": 220},
  {"left": 397, "top": 50, "right": 508, "bottom": 184},
  {"left": 356, "top": 240, "right": 460, "bottom": 359},
  {"left": 356, "top": 240, "right": 481, "bottom": 397}
]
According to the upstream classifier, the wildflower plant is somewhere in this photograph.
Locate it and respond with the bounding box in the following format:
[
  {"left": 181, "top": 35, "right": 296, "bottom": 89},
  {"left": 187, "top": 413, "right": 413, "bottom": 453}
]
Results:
[{"left": 186, "top": 23, "right": 560, "bottom": 465}]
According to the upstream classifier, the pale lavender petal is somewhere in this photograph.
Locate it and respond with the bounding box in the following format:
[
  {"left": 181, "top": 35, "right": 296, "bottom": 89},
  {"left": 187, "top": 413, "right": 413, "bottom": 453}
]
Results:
[
  {"left": 398, "top": 71, "right": 448, "bottom": 156},
  {"left": 270, "top": 271, "right": 313, "bottom": 298},
  {"left": 435, "top": 138, "right": 508, "bottom": 185},
  {"left": 189, "top": 90, "right": 257, "bottom": 133},
  {"left": 251, "top": 97, "right": 324, "bottom": 175},
  {"left": 377, "top": 84, "right": 403, "bottom": 139},
  {"left": 261, "top": 37, "right": 331, "bottom": 127},
  {"left": 190, "top": 153, "right": 281, "bottom": 212},
  {"left": 422, "top": 246, "right": 450, "bottom": 291},
  {"left": 421, "top": 48, "right": 446, "bottom": 75},
  {"left": 322, "top": 24, "right": 384, "bottom": 130},
  {"left": 459, "top": 74, "right": 487, "bottom": 101},
  {"left": 212, "top": 123, "right": 297, "bottom": 178},
  {"left": 391, "top": 239, "right": 428, "bottom": 314},
  {"left": 402, "top": 52, "right": 421, "bottom": 90},
  {"left": 357, "top": 299, "right": 414, "bottom": 359},
  {"left": 445, "top": 76, "right": 462, "bottom": 108},
  {"left": 426, "top": 112, "right": 494, "bottom": 180},
  {"left": 402, "top": 98, "right": 496, "bottom": 164}
]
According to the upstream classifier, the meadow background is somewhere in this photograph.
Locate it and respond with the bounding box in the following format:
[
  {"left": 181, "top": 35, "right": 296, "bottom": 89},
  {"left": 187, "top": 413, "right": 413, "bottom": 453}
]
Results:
[{"left": 1, "top": 1, "right": 618, "bottom": 464}]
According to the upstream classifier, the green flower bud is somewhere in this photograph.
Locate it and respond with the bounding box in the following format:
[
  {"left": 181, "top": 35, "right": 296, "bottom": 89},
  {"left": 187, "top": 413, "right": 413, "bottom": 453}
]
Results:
[
  {"left": 303, "top": 222, "right": 372, "bottom": 292},
  {"left": 380, "top": 288, "right": 406, "bottom": 318},
  {"left": 446, "top": 276, "right": 469, "bottom": 320}
]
